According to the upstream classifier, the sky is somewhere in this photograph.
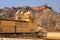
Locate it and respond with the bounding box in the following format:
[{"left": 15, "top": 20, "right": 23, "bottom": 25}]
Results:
[{"left": 0, "top": 0, "right": 60, "bottom": 13}]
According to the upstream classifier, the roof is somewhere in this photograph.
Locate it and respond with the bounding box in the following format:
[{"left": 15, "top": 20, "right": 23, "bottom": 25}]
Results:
[{"left": 0, "top": 18, "right": 28, "bottom": 22}]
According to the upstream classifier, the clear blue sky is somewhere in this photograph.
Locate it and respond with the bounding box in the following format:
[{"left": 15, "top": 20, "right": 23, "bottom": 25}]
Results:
[{"left": 0, "top": 0, "right": 60, "bottom": 13}]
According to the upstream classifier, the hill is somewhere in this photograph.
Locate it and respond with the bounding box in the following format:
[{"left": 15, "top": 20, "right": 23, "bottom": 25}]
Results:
[{"left": 0, "top": 5, "right": 60, "bottom": 32}]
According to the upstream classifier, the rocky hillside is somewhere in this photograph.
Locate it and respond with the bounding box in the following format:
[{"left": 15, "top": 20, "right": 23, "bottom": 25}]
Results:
[
  {"left": 33, "top": 7, "right": 60, "bottom": 31},
  {"left": 0, "top": 5, "right": 60, "bottom": 31}
]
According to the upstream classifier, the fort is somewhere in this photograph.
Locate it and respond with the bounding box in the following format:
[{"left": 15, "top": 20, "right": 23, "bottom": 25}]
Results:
[{"left": 0, "top": 4, "right": 60, "bottom": 40}]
